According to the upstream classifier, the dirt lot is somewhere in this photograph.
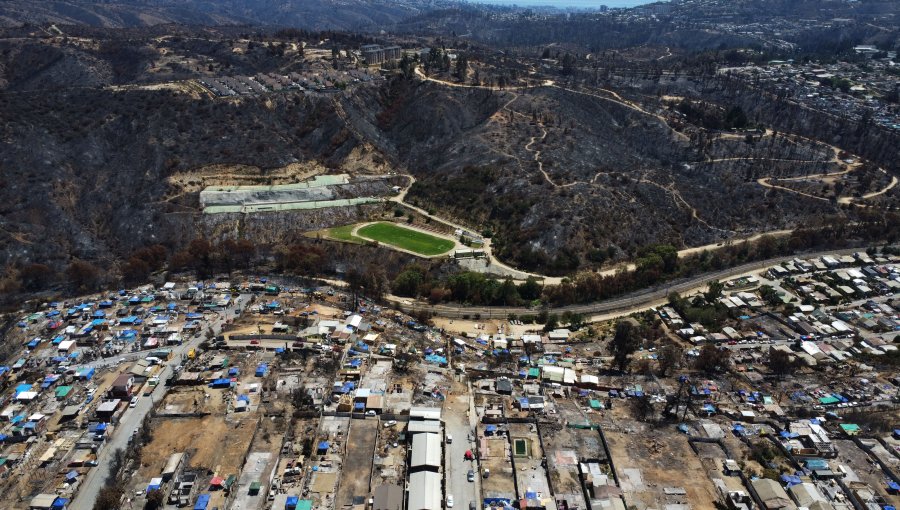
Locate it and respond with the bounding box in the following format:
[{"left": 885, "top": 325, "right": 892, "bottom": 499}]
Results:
[
  {"left": 159, "top": 386, "right": 228, "bottom": 414},
  {"left": 334, "top": 418, "right": 378, "bottom": 507},
  {"left": 605, "top": 423, "right": 719, "bottom": 510},
  {"left": 137, "top": 414, "right": 256, "bottom": 480}
]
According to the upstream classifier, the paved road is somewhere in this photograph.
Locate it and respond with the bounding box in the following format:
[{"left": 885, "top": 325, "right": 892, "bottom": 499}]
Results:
[
  {"left": 387, "top": 248, "right": 862, "bottom": 320},
  {"left": 443, "top": 380, "right": 480, "bottom": 510},
  {"left": 70, "top": 294, "right": 251, "bottom": 510}
]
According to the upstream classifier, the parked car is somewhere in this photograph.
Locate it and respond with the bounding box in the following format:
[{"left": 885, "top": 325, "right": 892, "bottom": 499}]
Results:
[
  {"left": 446, "top": 495, "right": 454, "bottom": 508},
  {"left": 467, "top": 470, "right": 475, "bottom": 482}
]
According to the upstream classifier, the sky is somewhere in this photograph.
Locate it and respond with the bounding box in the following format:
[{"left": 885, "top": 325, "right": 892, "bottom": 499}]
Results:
[{"left": 473, "top": 0, "right": 666, "bottom": 8}]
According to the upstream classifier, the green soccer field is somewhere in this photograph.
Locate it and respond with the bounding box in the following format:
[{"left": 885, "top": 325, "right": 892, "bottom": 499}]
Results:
[{"left": 356, "top": 222, "right": 455, "bottom": 256}]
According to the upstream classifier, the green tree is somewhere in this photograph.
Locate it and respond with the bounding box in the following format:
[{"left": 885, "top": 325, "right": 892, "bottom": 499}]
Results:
[
  {"left": 704, "top": 280, "right": 724, "bottom": 303},
  {"left": 518, "top": 276, "right": 542, "bottom": 301},
  {"left": 611, "top": 319, "right": 640, "bottom": 372},
  {"left": 542, "top": 313, "right": 559, "bottom": 332},
  {"left": 455, "top": 53, "right": 469, "bottom": 81},
  {"left": 393, "top": 267, "right": 425, "bottom": 296}
]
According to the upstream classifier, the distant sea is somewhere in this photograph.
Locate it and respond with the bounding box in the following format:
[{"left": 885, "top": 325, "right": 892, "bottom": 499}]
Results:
[{"left": 471, "top": 0, "right": 667, "bottom": 8}]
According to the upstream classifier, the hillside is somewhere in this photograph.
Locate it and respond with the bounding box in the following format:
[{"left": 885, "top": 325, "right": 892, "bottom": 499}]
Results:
[{"left": 0, "top": 0, "right": 439, "bottom": 30}]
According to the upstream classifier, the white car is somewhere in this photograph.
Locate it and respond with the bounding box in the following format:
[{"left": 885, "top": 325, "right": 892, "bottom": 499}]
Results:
[
  {"left": 446, "top": 495, "right": 454, "bottom": 508},
  {"left": 129, "top": 397, "right": 138, "bottom": 408}
]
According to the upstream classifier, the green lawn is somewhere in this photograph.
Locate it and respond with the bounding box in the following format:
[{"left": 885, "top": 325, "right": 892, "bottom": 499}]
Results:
[
  {"left": 356, "top": 222, "right": 455, "bottom": 256},
  {"left": 327, "top": 224, "right": 365, "bottom": 244}
]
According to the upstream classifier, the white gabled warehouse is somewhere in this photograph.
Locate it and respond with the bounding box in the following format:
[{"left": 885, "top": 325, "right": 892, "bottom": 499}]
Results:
[
  {"left": 410, "top": 432, "right": 441, "bottom": 469},
  {"left": 407, "top": 471, "right": 441, "bottom": 510}
]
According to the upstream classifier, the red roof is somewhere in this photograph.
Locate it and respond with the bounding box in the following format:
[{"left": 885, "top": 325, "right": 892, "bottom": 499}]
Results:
[{"left": 210, "top": 476, "right": 224, "bottom": 486}]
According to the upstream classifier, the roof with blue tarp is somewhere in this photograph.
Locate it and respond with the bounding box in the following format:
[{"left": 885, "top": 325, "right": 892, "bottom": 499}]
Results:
[
  {"left": 781, "top": 474, "right": 802, "bottom": 486},
  {"left": 92, "top": 311, "right": 105, "bottom": 318},
  {"left": 90, "top": 319, "right": 105, "bottom": 326},
  {"left": 237, "top": 394, "right": 249, "bottom": 402},
  {"left": 317, "top": 441, "right": 329, "bottom": 451},
  {"left": 15, "top": 384, "right": 32, "bottom": 394},
  {"left": 425, "top": 354, "right": 447, "bottom": 365},
  {"left": 26, "top": 339, "right": 39, "bottom": 348},
  {"left": 887, "top": 481, "right": 900, "bottom": 491},
  {"left": 194, "top": 494, "right": 210, "bottom": 510},
  {"left": 185, "top": 313, "right": 203, "bottom": 320},
  {"left": 119, "top": 316, "right": 137, "bottom": 324},
  {"left": 354, "top": 402, "right": 365, "bottom": 410},
  {"left": 46, "top": 310, "right": 60, "bottom": 317},
  {"left": 52, "top": 336, "right": 64, "bottom": 344},
  {"left": 486, "top": 425, "right": 497, "bottom": 432},
  {"left": 286, "top": 496, "right": 300, "bottom": 508},
  {"left": 348, "top": 359, "right": 362, "bottom": 368},
  {"left": 51, "top": 497, "right": 68, "bottom": 508},
  {"left": 228, "top": 367, "right": 239, "bottom": 376}
]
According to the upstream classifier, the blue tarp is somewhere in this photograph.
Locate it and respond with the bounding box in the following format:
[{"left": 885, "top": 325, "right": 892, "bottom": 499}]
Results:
[
  {"left": 66, "top": 470, "right": 78, "bottom": 481},
  {"left": 354, "top": 403, "right": 365, "bottom": 410},
  {"left": 286, "top": 496, "right": 299, "bottom": 508},
  {"left": 781, "top": 474, "right": 802, "bottom": 486},
  {"left": 15, "top": 384, "right": 32, "bottom": 394},
  {"left": 209, "top": 379, "right": 232, "bottom": 388},
  {"left": 317, "top": 441, "right": 329, "bottom": 451},
  {"left": 194, "top": 494, "right": 210, "bottom": 510},
  {"left": 486, "top": 425, "right": 497, "bottom": 433},
  {"left": 51, "top": 498, "right": 68, "bottom": 509},
  {"left": 26, "top": 340, "right": 39, "bottom": 349},
  {"left": 228, "top": 367, "right": 239, "bottom": 376},
  {"left": 425, "top": 354, "right": 447, "bottom": 365},
  {"left": 185, "top": 313, "right": 203, "bottom": 320},
  {"left": 886, "top": 481, "right": 900, "bottom": 491},
  {"left": 119, "top": 316, "right": 137, "bottom": 324}
]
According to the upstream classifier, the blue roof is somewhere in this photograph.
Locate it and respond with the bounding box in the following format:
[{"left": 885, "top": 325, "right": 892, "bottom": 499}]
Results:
[
  {"left": 318, "top": 441, "right": 329, "bottom": 450},
  {"left": 486, "top": 425, "right": 497, "bottom": 432},
  {"left": 51, "top": 498, "right": 68, "bottom": 509}
]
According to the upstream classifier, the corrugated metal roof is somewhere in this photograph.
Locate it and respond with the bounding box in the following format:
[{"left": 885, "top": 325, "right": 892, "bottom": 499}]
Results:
[
  {"left": 410, "top": 433, "right": 441, "bottom": 468},
  {"left": 408, "top": 472, "right": 441, "bottom": 510}
]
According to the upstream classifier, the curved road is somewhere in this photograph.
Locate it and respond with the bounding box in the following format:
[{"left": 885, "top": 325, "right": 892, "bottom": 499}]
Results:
[{"left": 386, "top": 248, "right": 861, "bottom": 320}]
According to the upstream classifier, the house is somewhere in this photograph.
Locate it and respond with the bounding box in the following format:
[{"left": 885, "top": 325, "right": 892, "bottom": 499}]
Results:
[
  {"left": 751, "top": 478, "right": 796, "bottom": 510},
  {"left": 110, "top": 374, "right": 134, "bottom": 398},
  {"left": 787, "top": 483, "right": 831, "bottom": 509}
]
